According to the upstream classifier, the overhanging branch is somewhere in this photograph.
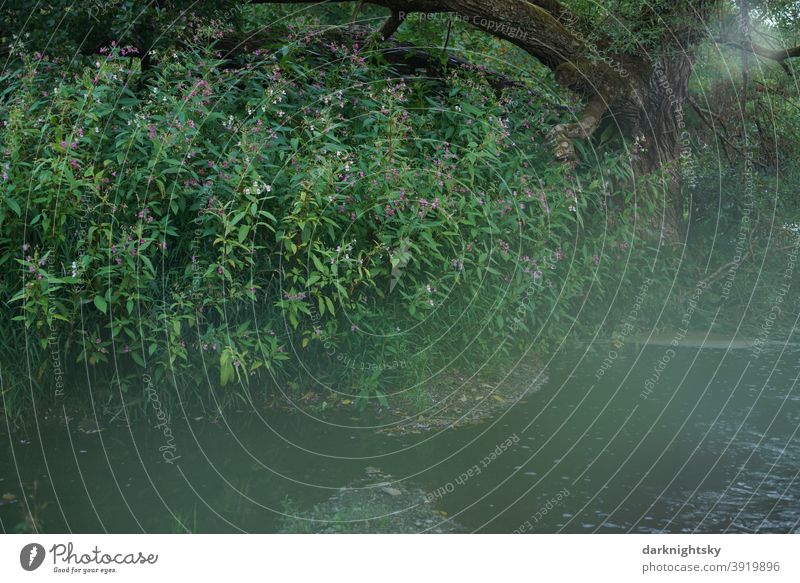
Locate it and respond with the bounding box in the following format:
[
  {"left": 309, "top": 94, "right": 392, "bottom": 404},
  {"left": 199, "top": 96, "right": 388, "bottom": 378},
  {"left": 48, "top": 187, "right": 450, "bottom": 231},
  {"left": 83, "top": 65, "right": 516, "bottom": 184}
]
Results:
[
  {"left": 242, "top": 0, "right": 633, "bottom": 161},
  {"left": 717, "top": 36, "right": 800, "bottom": 75}
]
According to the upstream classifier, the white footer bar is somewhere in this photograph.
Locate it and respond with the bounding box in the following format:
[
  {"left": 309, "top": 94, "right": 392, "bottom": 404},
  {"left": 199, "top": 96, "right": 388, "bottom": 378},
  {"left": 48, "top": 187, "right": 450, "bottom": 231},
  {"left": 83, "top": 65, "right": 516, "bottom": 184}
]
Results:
[{"left": 1, "top": 534, "right": 796, "bottom": 582}]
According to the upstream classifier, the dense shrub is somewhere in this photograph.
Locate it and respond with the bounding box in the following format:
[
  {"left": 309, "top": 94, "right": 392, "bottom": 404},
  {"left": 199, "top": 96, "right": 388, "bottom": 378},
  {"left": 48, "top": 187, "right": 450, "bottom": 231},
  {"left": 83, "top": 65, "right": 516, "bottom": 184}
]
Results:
[{"left": 0, "top": 21, "right": 667, "bottom": 418}]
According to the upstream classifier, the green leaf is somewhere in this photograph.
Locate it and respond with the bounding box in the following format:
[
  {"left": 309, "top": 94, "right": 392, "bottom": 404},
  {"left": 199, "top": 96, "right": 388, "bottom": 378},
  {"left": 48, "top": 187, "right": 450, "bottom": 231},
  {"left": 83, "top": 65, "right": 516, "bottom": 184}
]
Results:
[
  {"left": 93, "top": 295, "right": 108, "bottom": 314},
  {"left": 311, "top": 253, "right": 326, "bottom": 274},
  {"left": 131, "top": 351, "right": 145, "bottom": 367},
  {"left": 4, "top": 197, "right": 21, "bottom": 217}
]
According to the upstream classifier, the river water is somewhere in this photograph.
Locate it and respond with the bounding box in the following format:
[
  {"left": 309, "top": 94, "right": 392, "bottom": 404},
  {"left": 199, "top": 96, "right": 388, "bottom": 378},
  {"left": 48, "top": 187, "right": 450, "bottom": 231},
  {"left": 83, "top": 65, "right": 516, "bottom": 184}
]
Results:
[{"left": 1, "top": 343, "right": 798, "bottom": 533}]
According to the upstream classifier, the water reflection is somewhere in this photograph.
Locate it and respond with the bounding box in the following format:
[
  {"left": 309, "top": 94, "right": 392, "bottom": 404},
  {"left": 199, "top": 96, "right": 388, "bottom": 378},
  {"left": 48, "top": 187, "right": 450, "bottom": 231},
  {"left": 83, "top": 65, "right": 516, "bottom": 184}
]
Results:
[{"left": 1, "top": 344, "right": 798, "bottom": 533}]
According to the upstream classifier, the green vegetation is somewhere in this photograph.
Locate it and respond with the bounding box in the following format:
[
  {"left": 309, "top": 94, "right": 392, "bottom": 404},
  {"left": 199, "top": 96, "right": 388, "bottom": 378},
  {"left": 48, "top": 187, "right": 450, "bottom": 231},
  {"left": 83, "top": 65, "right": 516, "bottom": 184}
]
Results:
[{"left": 1, "top": 1, "right": 798, "bottom": 423}]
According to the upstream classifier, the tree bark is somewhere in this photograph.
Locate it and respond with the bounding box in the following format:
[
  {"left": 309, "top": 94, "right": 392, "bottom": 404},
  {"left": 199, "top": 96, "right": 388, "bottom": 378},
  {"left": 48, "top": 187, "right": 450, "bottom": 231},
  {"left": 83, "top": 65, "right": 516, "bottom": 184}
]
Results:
[{"left": 634, "top": 56, "right": 694, "bottom": 243}]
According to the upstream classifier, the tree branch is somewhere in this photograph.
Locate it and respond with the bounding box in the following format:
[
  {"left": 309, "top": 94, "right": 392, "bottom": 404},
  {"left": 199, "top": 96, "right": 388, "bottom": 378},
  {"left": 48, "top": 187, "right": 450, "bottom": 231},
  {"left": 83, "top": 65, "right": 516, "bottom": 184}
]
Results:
[
  {"left": 688, "top": 96, "right": 770, "bottom": 169},
  {"left": 244, "top": 0, "right": 631, "bottom": 160},
  {"left": 375, "top": 10, "right": 403, "bottom": 41},
  {"left": 381, "top": 43, "right": 522, "bottom": 90},
  {"left": 717, "top": 36, "right": 800, "bottom": 75},
  {"left": 249, "top": 0, "right": 587, "bottom": 71},
  {"left": 548, "top": 95, "right": 607, "bottom": 163},
  {"left": 688, "top": 96, "right": 734, "bottom": 165}
]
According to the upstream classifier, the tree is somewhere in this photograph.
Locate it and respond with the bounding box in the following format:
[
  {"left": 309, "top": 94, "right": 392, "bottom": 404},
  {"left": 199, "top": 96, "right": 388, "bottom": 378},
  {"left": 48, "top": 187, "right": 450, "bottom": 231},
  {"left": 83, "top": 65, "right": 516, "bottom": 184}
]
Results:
[
  {"left": 5, "top": 0, "right": 797, "bottom": 239},
  {"left": 243, "top": 0, "right": 799, "bottom": 241}
]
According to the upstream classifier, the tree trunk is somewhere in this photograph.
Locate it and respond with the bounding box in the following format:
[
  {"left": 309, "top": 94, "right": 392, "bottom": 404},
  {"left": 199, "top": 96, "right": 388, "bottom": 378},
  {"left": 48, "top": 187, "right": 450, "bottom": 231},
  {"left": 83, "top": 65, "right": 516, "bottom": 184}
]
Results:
[{"left": 623, "top": 55, "right": 694, "bottom": 244}]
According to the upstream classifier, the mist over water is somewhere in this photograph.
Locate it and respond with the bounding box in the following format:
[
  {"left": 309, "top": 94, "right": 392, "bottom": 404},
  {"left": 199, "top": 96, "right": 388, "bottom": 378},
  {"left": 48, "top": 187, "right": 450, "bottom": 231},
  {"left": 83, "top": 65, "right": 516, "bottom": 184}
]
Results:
[{"left": 2, "top": 340, "right": 797, "bottom": 533}]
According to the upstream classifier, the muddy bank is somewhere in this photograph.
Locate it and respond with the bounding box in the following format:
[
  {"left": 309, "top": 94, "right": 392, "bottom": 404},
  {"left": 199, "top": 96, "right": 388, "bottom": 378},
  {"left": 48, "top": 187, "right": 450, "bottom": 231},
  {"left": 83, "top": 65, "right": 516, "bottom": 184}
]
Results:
[
  {"left": 377, "top": 359, "right": 548, "bottom": 436},
  {"left": 263, "top": 358, "right": 548, "bottom": 437}
]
